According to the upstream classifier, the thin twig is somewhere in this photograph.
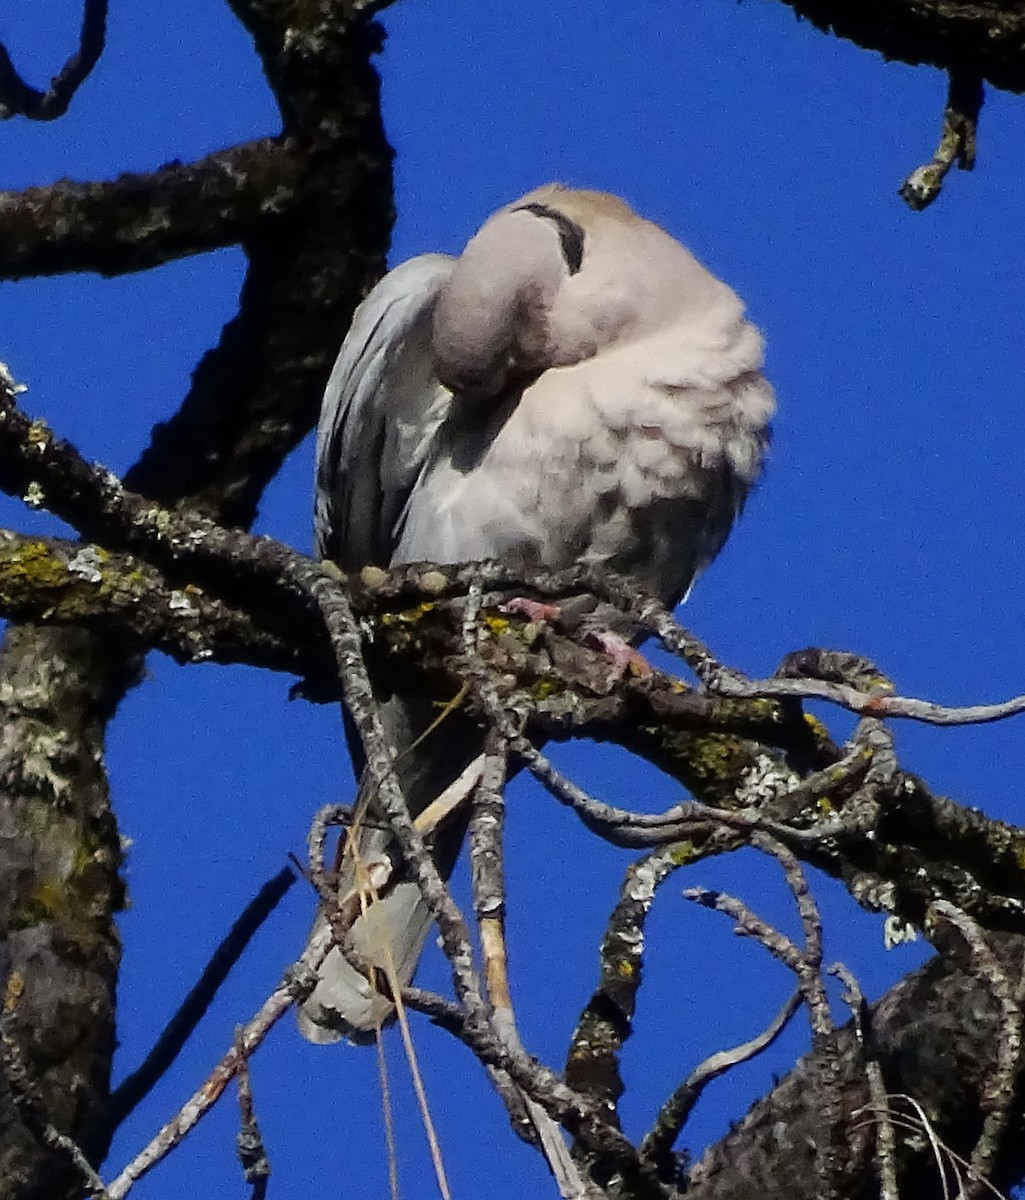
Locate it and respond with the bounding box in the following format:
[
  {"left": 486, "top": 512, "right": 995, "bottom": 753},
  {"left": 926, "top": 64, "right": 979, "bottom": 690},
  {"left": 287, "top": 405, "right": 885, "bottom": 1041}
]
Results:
[
  {"left": 753, "top": 839, "right": 825, "bottom": 991},
  {"left": 104, "top": 921, "right": 335, "bottom": 1198},
  {"left": 412, "top": 754, "right": 487, "bottom": 839},
  {"left": 709, "top": 670, "right": 1025, "bottom": 728},
  {"left": 374, "top": 1033, "right": 400, "bottom": 1200},
  {"left": 516, "top": 737, "right": 846, "bottom": 850},
  {"left": 104, "top": 866, "right": 297, "bottom": 1130},
  {"left": 391, "top": 986, "right": 463, "bottom": 1032},
  {"left": 0, "top": 0, "right": 109, "bottom": 120},
  {"left": 900, "top": 69, "right": 985, "bottom": 211},
  {"left": 688, "top": 879, "right": 828, "bottom": 1052},
  {"left": 388, "top": 958, "right": 454, "bottom": 1200},
  {"left": 234, "top": 1029, "right": 270, "bottom": 1200},
  {"left": 641, "top": 989, "right": 801, "bottom": 1179},
  {"left": 829, "top": 963, "right": 898, "bottom": 1200},
  {"left": 305, "top": 803, "right": 350, "bottom": 907}
]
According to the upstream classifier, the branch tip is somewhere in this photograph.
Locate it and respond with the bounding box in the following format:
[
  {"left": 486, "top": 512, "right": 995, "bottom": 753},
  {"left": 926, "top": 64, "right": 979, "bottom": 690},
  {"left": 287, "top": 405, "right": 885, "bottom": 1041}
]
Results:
[{"left": 900, "top": 69, "right": 984, "bottom": 211}]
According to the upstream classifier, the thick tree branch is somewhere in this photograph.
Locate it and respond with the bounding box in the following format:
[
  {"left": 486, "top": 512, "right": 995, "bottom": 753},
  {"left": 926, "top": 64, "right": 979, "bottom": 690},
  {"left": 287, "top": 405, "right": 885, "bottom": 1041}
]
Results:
[
  {"left": 0, "top": 620, "right": 128, "bottom": 1197},
  {"left": 0, "top": 531, "right": 312, "bottom": 673},
  {"left": 0, "top": 140, "right": 308, "bottom": 279},
  {"left": 0, "top": 4, "right": 393, "bottom": 1196},
  {"left": 223, "top": 0, "right": 399, "bottom": 133},
  {"left": 1, "top": 362, "right": 1024, "bottom": 955},
  {"left": 775, "top": 0, "right": 1025, "bottom": 94}
]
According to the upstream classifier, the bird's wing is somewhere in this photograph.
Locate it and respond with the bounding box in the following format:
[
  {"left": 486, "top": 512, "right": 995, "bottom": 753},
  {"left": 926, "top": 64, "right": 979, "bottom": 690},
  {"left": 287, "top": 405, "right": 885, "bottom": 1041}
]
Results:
[
  {"left": 314, "top": 253, "right": 456, "bottom": 567},
  {"left": 301, "top": 189, "right": 775, "bottom": 1044}
]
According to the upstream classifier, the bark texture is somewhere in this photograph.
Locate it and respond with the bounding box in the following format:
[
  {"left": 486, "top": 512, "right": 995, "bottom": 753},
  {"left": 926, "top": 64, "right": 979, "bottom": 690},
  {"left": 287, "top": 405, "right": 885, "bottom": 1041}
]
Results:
[
  {"left": 780, "top": 0, "right": 1025, "bottom": 92},
  {"left": 0, "top": 1, "right": 393, "bottom": 1195}
]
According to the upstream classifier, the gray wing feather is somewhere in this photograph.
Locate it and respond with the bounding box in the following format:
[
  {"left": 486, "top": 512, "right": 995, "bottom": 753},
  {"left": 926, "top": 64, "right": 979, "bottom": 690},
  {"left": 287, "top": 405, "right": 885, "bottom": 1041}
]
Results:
[
  {"left": 314, "top": 253, "right": 455, "bottom": 567},
  {"left": 303, "top": 254, "right": 477, "bottom": 1043}
]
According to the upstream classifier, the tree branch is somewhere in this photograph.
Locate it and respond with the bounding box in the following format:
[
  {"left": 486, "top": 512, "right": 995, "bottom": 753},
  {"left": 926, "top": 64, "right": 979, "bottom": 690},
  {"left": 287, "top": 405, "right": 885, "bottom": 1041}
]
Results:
[
  {"left": 103, "top": 867, "right": 296, "bottom": 1132},
  {"left": 566, "top": 850, "right": 686, "bottom": 1131},
  {"left": 0, "top": 140, "right": 309, "bottom": 279},
  {"left": 774, "top": 0, "right": 1025, "bottom": 94},
  {"left": 639, "top": 990, "right": 802, "bottom": 1181},
  {"left": 0, "top": 0, "right": 108, "bottom": 121},
  {"left": 2, "top": 362, "right": 1025, "bottom": 953},
  {"left": 900, "top": 69, "right": 984, "bottom": 210},
  {"left": 103, "top": 909, "right": 339, "bottom": 1199},
  {"left": 0, "top": 3, "right": 393, "bottom": 1195},
  {"left": 0, "top": 531, "right": 311, "bottom": 673},
  {"left": 686, "top": 934, "right": 1025, "bottom": 1199}
]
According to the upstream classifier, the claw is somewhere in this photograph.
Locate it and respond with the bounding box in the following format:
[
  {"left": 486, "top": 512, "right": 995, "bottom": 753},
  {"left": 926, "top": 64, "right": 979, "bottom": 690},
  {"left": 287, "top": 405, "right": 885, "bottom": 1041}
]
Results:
[
  {"left": 500, "top": 596, "right": 563, "bottom": 622},
  {"left": 585, "top": 629, "right": 653, "bottom": 679}
]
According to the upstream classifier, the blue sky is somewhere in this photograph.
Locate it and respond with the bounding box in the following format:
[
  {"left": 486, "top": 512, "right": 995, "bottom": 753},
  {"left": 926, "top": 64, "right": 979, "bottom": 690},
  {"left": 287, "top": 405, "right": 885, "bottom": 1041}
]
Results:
[{"left": 2, "top": 1, "right": 1024, "bottom": 1196}]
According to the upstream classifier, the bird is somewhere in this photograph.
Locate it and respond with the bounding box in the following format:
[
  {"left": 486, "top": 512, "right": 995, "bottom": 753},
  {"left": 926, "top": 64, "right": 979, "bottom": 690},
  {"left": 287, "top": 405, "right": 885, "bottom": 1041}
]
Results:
[{"left": 298, "top": 183, "right": 775, "bottom": 1042}]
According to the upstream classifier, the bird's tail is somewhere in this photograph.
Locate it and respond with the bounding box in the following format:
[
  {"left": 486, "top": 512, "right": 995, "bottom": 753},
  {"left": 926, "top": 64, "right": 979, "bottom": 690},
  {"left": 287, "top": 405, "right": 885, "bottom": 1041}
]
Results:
[
  {"left": 296, "top": 876, "right": 438, "bottom": 1044},
  {"left": 296, "top": 696, "right": 478, "bottom": 1044}
]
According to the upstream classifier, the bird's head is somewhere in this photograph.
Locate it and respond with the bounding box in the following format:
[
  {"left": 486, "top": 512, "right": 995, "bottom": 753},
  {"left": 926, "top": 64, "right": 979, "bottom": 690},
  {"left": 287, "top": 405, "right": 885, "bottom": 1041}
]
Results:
[
  {"left": 431, "top": 183, "right": 728, "bottom": 402},
  {"left": 430, "top": 185, "right": 618, "bottom": 400}
]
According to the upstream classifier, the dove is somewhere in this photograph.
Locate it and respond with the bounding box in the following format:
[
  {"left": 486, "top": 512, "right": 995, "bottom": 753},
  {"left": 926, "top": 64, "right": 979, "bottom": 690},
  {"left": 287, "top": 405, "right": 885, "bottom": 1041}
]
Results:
[{"left": 298, "top": 184, "right": 774, "bottom": 1041}]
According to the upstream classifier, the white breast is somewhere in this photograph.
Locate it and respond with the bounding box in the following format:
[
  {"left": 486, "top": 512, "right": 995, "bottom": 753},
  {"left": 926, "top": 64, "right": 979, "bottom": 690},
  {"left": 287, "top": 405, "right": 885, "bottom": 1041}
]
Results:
[{"left": 392, "top": 321, "right": 772, "bottom": 604}]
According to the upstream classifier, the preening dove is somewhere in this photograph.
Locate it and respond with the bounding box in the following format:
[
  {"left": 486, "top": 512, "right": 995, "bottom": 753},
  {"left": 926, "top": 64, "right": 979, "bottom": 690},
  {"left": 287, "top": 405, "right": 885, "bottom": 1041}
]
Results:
[{"left": 299, "top": 184, "right": 774, "bottom": 1042}]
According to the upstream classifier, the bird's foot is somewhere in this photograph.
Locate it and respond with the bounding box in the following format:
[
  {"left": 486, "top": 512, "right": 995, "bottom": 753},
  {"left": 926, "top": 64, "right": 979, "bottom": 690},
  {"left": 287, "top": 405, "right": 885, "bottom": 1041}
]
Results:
[
  {"left": 499, "top": 596, "right": 563, "bottom": 623},
  {"left": 583, "top": 629, "right": 653, "bottom": 679},
  {"left": 501, "top": 596, "right": 651, "bottom": 679}
]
